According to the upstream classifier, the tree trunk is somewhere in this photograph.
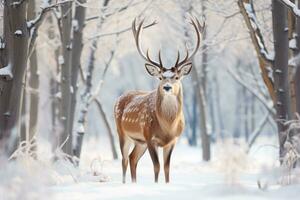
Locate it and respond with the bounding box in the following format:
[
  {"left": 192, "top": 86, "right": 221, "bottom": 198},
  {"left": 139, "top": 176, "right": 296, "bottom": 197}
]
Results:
[
  {"left": 191, "top": 90, "right": 198, "bottom": 146},
  {"left": 192, "top": 66, "right": 211, "bottom": 161},
  {"left": 295, "top": 0, "right": 300, "bottom": 115},
  {"left": 214, "top": 74, "right": 225, "bottom": 139},
  {"left": 69, "top": 0, "right": 86, "bottom": 152},
  {"left": 58, "top": 2, "right": 73, "bottom": 155},
  {"left": 287, "top": 0, "right": 297, "bottom": 115},
  {"left": 272, "top": 0, "right": 291, "bottom": 158},
  {"left": 244, "top": 87, "right": 249, "bottom": 141},
  {"left": 20, "top": 73, "right": 27, "bottom": 143},
  {"left": 73, "top": 0, "right": 110, "bottom": 161},
  {"left": 28, "top": 0, "right": 38, "bottom": 155},
  {"left": 0, "top": 1, "right": 29, "bottom": 154}
]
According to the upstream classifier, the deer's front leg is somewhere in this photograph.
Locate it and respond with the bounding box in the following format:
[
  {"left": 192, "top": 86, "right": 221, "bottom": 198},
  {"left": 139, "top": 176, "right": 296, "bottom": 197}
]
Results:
[
  {"left": 163, "top": 143, "right": 175, "bottom": 183},
  {"left": 147, "top": 141, "right": 160, "bottom": 183}
]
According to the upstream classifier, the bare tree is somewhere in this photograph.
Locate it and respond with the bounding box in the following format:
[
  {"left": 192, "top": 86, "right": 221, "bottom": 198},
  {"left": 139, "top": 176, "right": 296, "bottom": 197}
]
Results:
[
  {"left": 58, "top": 2, "right": 73, "bottom": 155},
  {"left": 0, "top": 0, "right": 30, "bottom": 154},
  {"left": 74, "top": 0, "right": 111, "bottom": 161},
  {"left": 69, "top": 0, "right": 86, "bottom": 154},
  {"left": 272, "top": 0, "right": 291, "bottom": 158},
  {"left": 238, "top": 0, "right": 292, "bottom": 160}
]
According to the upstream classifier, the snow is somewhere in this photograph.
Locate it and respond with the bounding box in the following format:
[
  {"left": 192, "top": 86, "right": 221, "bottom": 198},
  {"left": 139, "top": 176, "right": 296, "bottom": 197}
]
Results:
[
  {"left": 14, "top": 30, "right": 22, "bottom": 36},
  {"left": 162, "top": 70, "right": 175, "bottom": 78},
  {"left": 77, "top": 123, "right": 85, "bottom": 134},
  {"left": 0, "top": 63, "right": 13, "bottom": 80},
  {"left": 0, "top": 41, "right": 5, "bottom": 49},
  {"left": 58, "top": 56, "right": 64, "bottom": 65},
  {"left": 289, "top": 38, "right": 296, "bottom": 50},
  {"left": 73, "top": 19, "right": 79, "bottom": 32},
  {"left": 55, "top": 92, "right": 62, "bottom": 99},
  {"left": 281, "top": 0, "right": 300, "bottom": 17},
  {"left": 2, "top": 137, "right": 300, "bottom": 200}
]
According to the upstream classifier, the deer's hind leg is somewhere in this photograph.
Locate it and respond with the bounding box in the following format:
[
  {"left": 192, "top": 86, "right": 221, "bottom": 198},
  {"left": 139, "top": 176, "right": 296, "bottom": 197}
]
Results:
[
  {"left": 119, "top": 135, "right": 132, "bottom": 184},
  {"left": 129, "top": 143, "right": 147, "bottom": 182}
]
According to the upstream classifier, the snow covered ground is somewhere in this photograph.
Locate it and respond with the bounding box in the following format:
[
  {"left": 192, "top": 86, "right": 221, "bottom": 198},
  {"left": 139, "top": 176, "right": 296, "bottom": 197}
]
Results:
[{"left": 1, "top": 137, "right": 300, "bottom": 200}]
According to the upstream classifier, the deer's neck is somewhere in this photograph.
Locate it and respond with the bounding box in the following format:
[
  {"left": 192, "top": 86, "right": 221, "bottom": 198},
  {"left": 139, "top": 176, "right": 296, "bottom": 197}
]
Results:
[{"left": 155, "top": 85, "right": 183, "bottom": 127}]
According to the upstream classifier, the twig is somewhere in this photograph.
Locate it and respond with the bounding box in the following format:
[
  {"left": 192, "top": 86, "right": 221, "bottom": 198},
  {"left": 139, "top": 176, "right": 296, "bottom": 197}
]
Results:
[{"left": 226, "top": 65, "right": 276, "bottom": 116}]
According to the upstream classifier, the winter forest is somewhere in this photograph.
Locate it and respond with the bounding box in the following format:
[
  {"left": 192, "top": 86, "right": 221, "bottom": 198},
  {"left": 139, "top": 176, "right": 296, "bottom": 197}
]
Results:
[{"left": 2, "top": 0, "right": 300, "bottom": 199}]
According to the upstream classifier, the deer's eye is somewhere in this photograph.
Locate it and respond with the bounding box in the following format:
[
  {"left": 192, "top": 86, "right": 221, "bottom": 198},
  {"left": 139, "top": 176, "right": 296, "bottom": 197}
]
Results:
[{"left": 175, "top": 76, "right": 179, "bottom": 80}]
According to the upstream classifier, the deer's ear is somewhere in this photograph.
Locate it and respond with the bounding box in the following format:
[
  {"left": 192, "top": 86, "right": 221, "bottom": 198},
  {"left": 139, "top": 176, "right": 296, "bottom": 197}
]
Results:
[
  {"left": 145, "top": 63, "right": 161, "bottom": 77},
  {"left": 178, "top": 63, "right": 192, "bottom": 77}
]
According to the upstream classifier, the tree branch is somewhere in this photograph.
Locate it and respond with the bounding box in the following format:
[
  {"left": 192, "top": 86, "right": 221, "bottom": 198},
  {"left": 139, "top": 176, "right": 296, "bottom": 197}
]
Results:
[
  {"left": 27, "top": 0, "right": 73, "bottom": 56},
  {"left": 278, "top": 0, "right": 300, "bottom": 17},
  {"left": 86, "top": 20, "right": 157, "bottom": 41},
  {"left": 238, "top": 0, "right": 274, "bottom": 64},
  {"left": 226, "top": 65, "right": 276, "bottom": 116},
  {"left": 238, "top": 0, "right": 276, "bottom": 101},
  {"left": 247, "top": 112, "right": 270, "bottom": 152}
]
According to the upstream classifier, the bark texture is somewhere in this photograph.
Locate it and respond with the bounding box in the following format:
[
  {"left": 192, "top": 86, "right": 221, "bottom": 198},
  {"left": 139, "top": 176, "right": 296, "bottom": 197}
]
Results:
[
  {"left": 0, "top": 1, "right": 30, "bottom": 154},
  {"left": 272, "top": 0, "right": 291, "bottom": 158}
]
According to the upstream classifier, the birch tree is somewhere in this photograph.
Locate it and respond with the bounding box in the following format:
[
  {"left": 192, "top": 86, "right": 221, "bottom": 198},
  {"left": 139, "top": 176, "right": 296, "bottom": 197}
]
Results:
[{"left": 73, "top": 0, "right": 111, "bottom": 161}]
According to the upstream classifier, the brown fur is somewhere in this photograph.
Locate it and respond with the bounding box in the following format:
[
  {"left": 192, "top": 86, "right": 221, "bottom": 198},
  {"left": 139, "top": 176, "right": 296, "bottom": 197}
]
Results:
[{"left": 114, "top": 81, "right": 185, "bottom": 183}]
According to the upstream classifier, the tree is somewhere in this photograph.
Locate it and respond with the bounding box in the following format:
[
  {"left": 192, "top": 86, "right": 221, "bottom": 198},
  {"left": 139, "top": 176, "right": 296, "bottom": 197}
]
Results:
[
  {"left": 238, "top": 0, "right": 293, "bottom": 159},
  {"left": 272, "top": 0, "right": 291, "bottom": 158},
  {"left": 181, "top": 0, "right": 211, "bottom": 161},
  {"left": 57, "top": 2, "right": 73, "bottom": 156},
  {"left": 0, "top": 0, "right": 30, "bottom": 154}
]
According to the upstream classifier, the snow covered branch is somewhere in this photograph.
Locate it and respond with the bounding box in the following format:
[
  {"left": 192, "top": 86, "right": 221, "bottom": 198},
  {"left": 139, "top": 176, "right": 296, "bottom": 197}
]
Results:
[
  {"left": 238, "top": 0, "right": 276, "bottom": 101},
  {"left": 27, "top": 0, "right": 73, "bottom": 55},
  {"left": 10, "top": 0, "right": 26, "bottom": 7},
  {"left": 237, "top": 0, "right": 274, "bottom": 64},
  {"left": 85, "top": 0, "right": 142, "bottom": 22},
  {"left": 279, "top": 0, "right": 300, "bottom": 17}
]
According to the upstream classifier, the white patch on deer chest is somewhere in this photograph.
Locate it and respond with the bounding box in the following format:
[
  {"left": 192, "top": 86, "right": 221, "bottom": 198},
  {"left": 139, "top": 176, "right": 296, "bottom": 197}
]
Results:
[{"left": 161, "top": 94, "right": 178, "bottom": 117}]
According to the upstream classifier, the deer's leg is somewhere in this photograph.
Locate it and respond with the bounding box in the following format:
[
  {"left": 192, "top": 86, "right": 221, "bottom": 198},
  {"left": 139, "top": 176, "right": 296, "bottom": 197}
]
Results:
[
  {"left": 147, "top": 142, "right": 160, "bottom": 183},
  {"left": 163, "top": 143, "right": 175, "bottom": 183},
  {"left": 129, "top": 143, "right": 147, "bottom": 183},
  {"left": 119, "top": 136, "right": 131, "bottom": 183}
]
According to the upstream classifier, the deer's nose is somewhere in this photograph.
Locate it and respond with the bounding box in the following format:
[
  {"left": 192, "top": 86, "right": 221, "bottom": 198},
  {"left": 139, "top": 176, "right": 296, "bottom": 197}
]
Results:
[{"left": 163, "top": 85, "right": 172, "bottom": 92}]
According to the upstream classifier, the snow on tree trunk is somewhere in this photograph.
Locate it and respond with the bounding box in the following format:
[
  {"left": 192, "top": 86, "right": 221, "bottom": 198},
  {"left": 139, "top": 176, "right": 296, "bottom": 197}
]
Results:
[
  {"left": 73, "top": 0, "right": 110, "bottom": 161},
  {"left": 69, "top": 0, "right": 86, "bottom": 155}
]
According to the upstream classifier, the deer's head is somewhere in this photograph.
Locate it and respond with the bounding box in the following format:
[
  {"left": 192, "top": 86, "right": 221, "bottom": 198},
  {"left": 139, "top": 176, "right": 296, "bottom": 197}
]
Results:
[{"left": 132, "top": 17, "right": 204, "bottom": 96}]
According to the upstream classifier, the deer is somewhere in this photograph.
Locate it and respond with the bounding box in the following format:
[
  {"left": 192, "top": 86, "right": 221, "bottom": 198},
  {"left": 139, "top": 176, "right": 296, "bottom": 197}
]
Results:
[{"left": 114, "top": 16, "right": 204, "bottom": 183}]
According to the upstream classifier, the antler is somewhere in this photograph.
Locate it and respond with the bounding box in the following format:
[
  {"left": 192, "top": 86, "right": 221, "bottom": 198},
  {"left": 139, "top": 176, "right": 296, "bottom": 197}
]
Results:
[
  {"left": 132, "top": 18, "right": 164, "bottom": 69},
  {"left": 174, "top": 16, "right": 205, "bottom": 68}
]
